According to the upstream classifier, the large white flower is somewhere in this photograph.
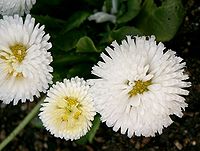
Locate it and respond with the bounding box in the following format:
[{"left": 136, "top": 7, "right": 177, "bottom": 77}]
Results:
[
  {"left": 0, "top": 14, "right": 53, "bottom": 105},
  {"left": 0, "top": 0, "right": 36, "bottom": 16},
  {"left": 90, "top": 36, "right": 191, "bottom": 137},
  {"left": 39, "top": 77, "right": 96, "bottom": 140}
]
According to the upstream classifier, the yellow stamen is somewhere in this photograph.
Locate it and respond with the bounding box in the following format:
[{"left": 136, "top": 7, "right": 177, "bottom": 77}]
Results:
[
  {"left": 73, "top": 110, "right": 82, "bottom": 119},
  {"left": 65, "top": 97, "right": 79, "bottom": 107},
  {"left": 61, "top": 114, "right": 68, "bottom": 121},
  {"left": 16, "top": 72, "right": 23, "bottom": 79},
  {"left": 61, "top": 97, "right": 82, "bottom": 121},
  {"left": 128, "top": 80, "right": 152, "bottom": 97},
  {"left": 10, "top": 43, "right": 27, "bottom": 62}
]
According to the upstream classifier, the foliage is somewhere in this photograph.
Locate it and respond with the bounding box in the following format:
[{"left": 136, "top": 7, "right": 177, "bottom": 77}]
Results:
[{"left": 135, "top": 0, "right": 185, "bottom": 41}]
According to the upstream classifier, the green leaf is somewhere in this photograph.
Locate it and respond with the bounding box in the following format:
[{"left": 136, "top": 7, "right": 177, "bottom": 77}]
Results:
[
  {"left": 135, "top": 0, "right": 185, "bottom": 41},
  {"left": 31, "top": 117, "right": 43, "bottom": 129},
  {"left": 76, "top": 114, "right": 101, "bottom": 144},
  {"left": 88, "top": 115, "right": 101, "bottom": 143},
  {"left": 54, "top": 30, "right": 85, "bottom": 52},
  {"left": 63, "top": 11, "right": 90, "bottom": 33},
  {"left": 117, "top": 0, "right": 142, "bottom": 23},
  {"left": 111, "top": 26, "right": 142, "bottom": 41},
  {"left": 76, "top": 36, "right": 98, "bottom": 53}
]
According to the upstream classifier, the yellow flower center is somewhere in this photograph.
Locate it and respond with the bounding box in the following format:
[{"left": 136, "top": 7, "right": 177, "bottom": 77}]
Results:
[
  {"left": 61, "top": 97, "right": 82, "bottom": 121},
  {"left": 9, "top": 43, "right": 27, "bottom": 62},
  {"left": 0, "top": 43, "right": 27, "bottom": 79},
  {"left": 128, "top": 80, "right": 152, "bottom": 97}
]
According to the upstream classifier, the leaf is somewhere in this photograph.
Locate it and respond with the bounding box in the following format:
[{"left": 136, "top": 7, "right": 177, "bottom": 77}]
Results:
[
  {"left": 63, "top": 11, "right": 90, "bottom": 33},
  {"left": 111, "top": 26, "right": 142, "bottom": 41},
  {"left": 54, "top": 30, "right": 85, "bottom": 52},
  {"left": 76, "top": 114, "right": 101, "bottom": 144},
  {"left": 87, "top": 115, "right": 101, "bottom": 143},
  {"left": 117, "top": 0, "right": 142, "bottom": 23},
  {"left": 135, "top": 0, "right": 185, "bottom": 41},
  {"left": 76, "top": 36, "right": 98, "bottom": 53},
  {"left": 31, "top": 117, "right": 43, "bottom": 129}
]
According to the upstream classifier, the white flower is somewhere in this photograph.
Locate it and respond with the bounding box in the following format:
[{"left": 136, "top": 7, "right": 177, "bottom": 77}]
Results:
[
  {"left": 0, "top": 0, "right": 36, "bottom": 16},
  {"left": 88, "top": 0, "right": 117, "bottom": 23},
  {"left": 39, "top": 77, "right": 96, "bottom": 141},
  {"left": 88, "top": 12, "right": 116, "bottom": 23},
  {"left": 89, "top": 35, "right": 191, "bottom": 137},
  {"left": 0, "top": 14, "right": 53, "bottom": 105}
]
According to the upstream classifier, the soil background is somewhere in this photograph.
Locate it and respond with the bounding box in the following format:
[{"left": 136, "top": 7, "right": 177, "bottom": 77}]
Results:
[{"left": 0, "top": 0, "right": 200, "bottom": 151}]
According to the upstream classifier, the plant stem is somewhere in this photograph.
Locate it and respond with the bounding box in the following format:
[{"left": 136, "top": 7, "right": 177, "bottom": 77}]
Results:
[{"left": 0, "top": 97, "right": 45, "bottom": 151}]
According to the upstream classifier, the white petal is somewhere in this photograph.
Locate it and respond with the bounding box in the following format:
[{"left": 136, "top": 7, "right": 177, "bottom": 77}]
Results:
[{"left": 0, "top": 0, "right": 36, "bottom": 16}]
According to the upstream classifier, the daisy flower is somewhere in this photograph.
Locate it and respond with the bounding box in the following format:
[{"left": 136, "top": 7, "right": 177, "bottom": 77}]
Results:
[
  {"left": 90, "top": 35, "right": 191, "bottom": 137},
  {"left": 0, "top": 14, "right": 53, "bottom": 105},
  {"left": 0, "top": 0, "right": 36, "bottom": 16},
  {"left": 39, "top": 77, "right": 96, "bottom": 140}
]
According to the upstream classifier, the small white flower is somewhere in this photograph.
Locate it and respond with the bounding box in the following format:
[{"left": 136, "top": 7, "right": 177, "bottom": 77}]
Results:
[
  {"left": 88, "top": 12, "right": 116, "bottom": 23},
  {"left": 90, "top": 35, "right": 191, "bottom": 137},
  {"left": 88, "top": 0, "right": 117, "bottom": 23},
  {"left": 0, "top": 14, "right": 53, "bottom": 105},
  {"left": 39, "top": 77, "right": 96, "bottom": 141},
  {"left": 0, "top": 0, "right": 36, "bottom": 16}
]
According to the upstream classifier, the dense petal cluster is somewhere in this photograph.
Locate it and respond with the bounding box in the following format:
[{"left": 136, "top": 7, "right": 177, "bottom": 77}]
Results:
[
  {"left": 90, "top": 36, "right": 191, "bottom": 137},
  {"left": 0, "top": 0, "right": 36, "bottom": 16},
  {"left": 39, "top": 77, "right": 96, "bottom": 140},
  {"left": 0, "top": 14, "right": 53, "bottom": 105}
]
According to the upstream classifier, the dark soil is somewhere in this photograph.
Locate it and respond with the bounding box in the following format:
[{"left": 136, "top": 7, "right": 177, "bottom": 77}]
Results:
[{"left": 1, "top": 0, "right": 200, "bottom": 151}]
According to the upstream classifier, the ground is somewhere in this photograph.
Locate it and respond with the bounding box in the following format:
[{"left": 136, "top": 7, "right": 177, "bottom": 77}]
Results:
[{"left": 0, "top": 0, "right": 200, "bottom": 150}]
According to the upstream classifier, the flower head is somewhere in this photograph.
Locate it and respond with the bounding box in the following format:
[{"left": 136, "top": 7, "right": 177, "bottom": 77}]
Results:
[
  {"left": 0, "top": 0, "right": 36, "bottom": 16},
  {"left": 39, "top": 77, "right": 96, "bottom": 140},
  {"left": 0, "top": 14, "right": 53, "bottom": 105},
  {"left": 90, "top": 36, "right": 191, "bottom": 137}
]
